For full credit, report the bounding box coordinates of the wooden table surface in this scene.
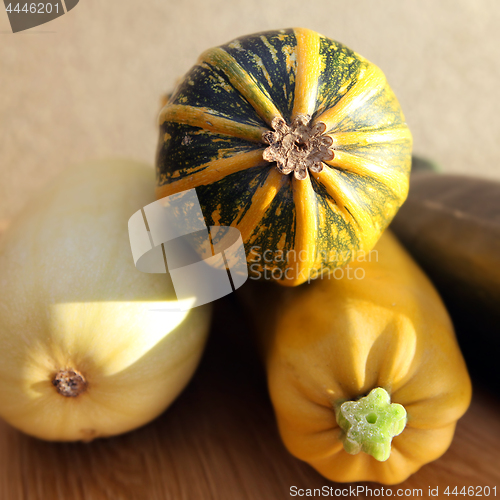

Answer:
[0,228,499,500]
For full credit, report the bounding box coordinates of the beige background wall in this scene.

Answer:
[1,0,499,222]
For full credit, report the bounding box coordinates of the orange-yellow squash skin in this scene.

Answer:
[248,231,471,484]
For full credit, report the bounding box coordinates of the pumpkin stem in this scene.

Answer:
[262,115,334,180]
[335,387,407,462]
[52,369,87,397]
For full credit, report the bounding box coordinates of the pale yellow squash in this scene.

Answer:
[0,160,211,441]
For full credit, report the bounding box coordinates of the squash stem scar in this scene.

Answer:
[262,114,334,180]
[52,369,87,397]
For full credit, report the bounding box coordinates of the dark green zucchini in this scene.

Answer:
[391,173,500,390]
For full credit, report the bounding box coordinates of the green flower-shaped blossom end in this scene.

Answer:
[336,387,407,462]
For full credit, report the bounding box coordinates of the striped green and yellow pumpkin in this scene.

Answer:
[156,28,412,286]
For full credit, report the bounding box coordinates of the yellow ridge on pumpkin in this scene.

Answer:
[313,167,377,251]
[159,105,268,143]
[325,150,409,201]
[155,149,267,199]
[232,168,285,244]
[328,127,412,148]
[282,175,318,286]
[313,63,387,132]
[199,47,282,127]
[291,28,321,119]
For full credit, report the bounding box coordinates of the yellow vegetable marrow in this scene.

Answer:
[241,231,471,484]
[0,160,211,441]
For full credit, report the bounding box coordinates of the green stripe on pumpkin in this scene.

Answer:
[169,61,267,127]
[220,29,298,123]
[313,36,363,120]
[157,121,263,185]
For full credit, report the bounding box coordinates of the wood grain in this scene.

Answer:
[0,232,499,499]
